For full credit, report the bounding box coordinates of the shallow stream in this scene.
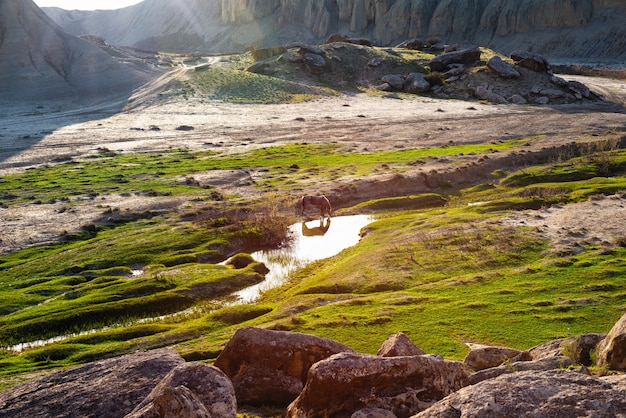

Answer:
[7,215,373,351]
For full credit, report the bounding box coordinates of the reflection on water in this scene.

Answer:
[235,214,374,303]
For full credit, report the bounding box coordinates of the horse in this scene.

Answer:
[301,218,331,237]
[301,195,332,218]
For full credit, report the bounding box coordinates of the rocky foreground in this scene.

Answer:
[2,312,626,417]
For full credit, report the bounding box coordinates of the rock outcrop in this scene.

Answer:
[286,352,469,417]
[413,370,626,418]
[42,0,626,62]
[214,326,355,405]
[0,349,185,418]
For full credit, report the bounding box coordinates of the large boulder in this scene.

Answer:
[429,47,481,72]
[487,56,521,79]
[214,327,355,405]
[463,345,524,371]
[413,370,626,418]
[377,332,425,357]
[403,73,431,94]
[125,362,237,418]
[0,348,184,418]
[510,51,551,73]
[286,352,469,418]
[597,312,626,371]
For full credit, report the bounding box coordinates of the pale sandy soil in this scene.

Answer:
[0,74,625,255]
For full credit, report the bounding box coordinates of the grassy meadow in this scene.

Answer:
[1,134,626,388]
[1,46,626,391]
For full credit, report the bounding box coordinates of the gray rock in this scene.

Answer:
[352,407,398,418]
[487,56,521,79]
[304,53,326,74]
[381,74,405,91]
[413,370,626,418]
[472,85,508,104]
[0,348,184,418]
[568,80,591,98]
[510,51,551,73]
[429,47,481,72]
[404,72,431,94]
[214,327,355,405]
[509,94,527,104]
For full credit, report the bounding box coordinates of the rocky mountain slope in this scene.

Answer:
[43,0,626,62]
[0,0,161,104]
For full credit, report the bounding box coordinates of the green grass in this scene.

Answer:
[1,132,626,389]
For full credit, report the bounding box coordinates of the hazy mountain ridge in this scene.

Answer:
[0,0,160,104]
[43,0,626,62]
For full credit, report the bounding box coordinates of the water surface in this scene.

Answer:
[235,214,374,303]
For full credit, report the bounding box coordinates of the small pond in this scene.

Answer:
[235,214,374,303]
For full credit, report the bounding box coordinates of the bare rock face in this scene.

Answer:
[377,332,425,357]
[214,327,355,405]
[413,370,626,418]
[125,362,237,418]
[286,352,469,418]
[463,345,524,371]
[0,349,184,418]
[597,312,626,371]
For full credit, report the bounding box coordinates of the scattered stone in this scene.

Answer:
[377,332,425,357]
[287,42,325,57]
[403,73,431,94]
[509,94,527,104]
[125,362,236,418]
[415,370,626,418]
[510,51,550,73]
[597,312,626,370]
[463,345,524,371]
[381,74,405,91]
[175,125,194,131]
[286,352,469,418]
[550,75,569,87]
[396,38,425,50]
[487,56,521,79]
[534,96,550,104]
[214,327,355,405]
[471,85,508,104]
[368,57,382,67]
[0,349,184,418]
[304,53,326,74]
[429,47,481,72]
[568,80,591,99]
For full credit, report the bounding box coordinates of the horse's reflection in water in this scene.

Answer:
[301,218,331,237]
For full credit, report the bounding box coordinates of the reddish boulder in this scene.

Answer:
[214,327,355,405]
[286,352,469,418]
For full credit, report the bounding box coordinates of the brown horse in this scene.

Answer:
[301,195,332,218]
[301,218,331,236]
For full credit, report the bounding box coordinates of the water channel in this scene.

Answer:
[8,215,374,351]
